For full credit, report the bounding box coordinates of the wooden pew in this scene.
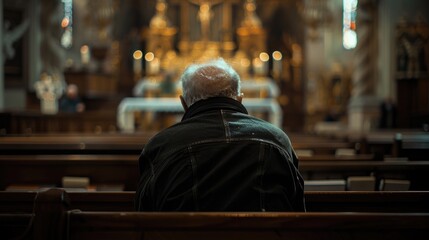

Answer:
[298,154,374,161]
[0,110,118,134]
[300,160,429,190]
[358,131,429,160]
[67,211,429,240]
[1,131,425,160]
[292,141,355,155]
[305,191,429,212]
[2,189,429,240]
[0,191,136,213]
[0,154,139,191]
[0,213,33,240]
[2,190,429,214]
[4,210,428,240]
[2,154,429,191]
[0,133,353,155]
[393,133,429,160]
[0,133,154,155]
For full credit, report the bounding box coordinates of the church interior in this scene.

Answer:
[1,0,428,134]
[1,0,429,239]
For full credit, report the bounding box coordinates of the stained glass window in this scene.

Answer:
[61,0,73,48]
[343,0,357,49]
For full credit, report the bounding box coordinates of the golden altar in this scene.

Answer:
[118,0,286,131]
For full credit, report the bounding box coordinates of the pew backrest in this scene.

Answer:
[2,190,429,213]
[67,211,429,240]
[2,189,429,240]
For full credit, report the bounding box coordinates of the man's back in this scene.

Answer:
[135,97,305,211]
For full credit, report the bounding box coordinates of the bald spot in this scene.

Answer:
[191,66,233,95]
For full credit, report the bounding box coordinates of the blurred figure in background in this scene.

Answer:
[59,84,85,113]
[379,97,396,129]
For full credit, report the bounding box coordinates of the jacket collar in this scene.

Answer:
[182,97,248,121]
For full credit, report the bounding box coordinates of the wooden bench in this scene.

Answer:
[0,133,353,155]
[3,211,428,240]
[300,160,429,190]
[0,191,136,213]
[358,131,429,160]
[298,154,375,161]
[2,154,429,191]
[0,133,154,155]
[0,154,139,191]
[1,131,426,159]
[305,191,429,212]
[0,110,118,134]
[2,189,429,240]
[0,213,33,240]
[2,190,429,214]
[66,211,429,240]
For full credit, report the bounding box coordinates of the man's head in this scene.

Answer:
[66,84,79,99]
[180,58,241,109]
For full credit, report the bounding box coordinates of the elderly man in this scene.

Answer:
[135,58,305,211]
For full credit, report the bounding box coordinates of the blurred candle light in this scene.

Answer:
[291,44,302,65]
[152,57,160,75]
[240,58,250,76]
[80,45,90,66]
[259,52,269,76]
[253,57,263,76]
[61,17,70,28]
[145,52,155,75]
[133,50,143,76]
[272,51,282,79]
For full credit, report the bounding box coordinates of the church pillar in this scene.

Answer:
[348,0,380,132]
[0,0,4,110]
[378,0,395,100]
[28,0,41,90]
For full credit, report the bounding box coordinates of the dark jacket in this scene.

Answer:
[135,97,305,211]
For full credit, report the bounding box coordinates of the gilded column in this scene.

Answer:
[222,2,234,56]
[179,1,190,54]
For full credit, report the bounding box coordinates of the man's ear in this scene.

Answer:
[236,93,243,103]
[180,95,189,112]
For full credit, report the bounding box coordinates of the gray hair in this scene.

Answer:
[181,58,241,106]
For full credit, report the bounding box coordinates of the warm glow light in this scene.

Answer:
[259,52,269,62]
[145,52,155,61]
[240,58,250,67]
[253,57,262,67]
[343,29,357,49]
[80,45,90,65]
[61,17,69,28]
[133,50,143,60]
[272,51,282,61]
[80,45,89,54]
[201,3,210,12]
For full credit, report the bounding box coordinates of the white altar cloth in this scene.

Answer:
[117,97,282,131]
[133,77,280,98]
